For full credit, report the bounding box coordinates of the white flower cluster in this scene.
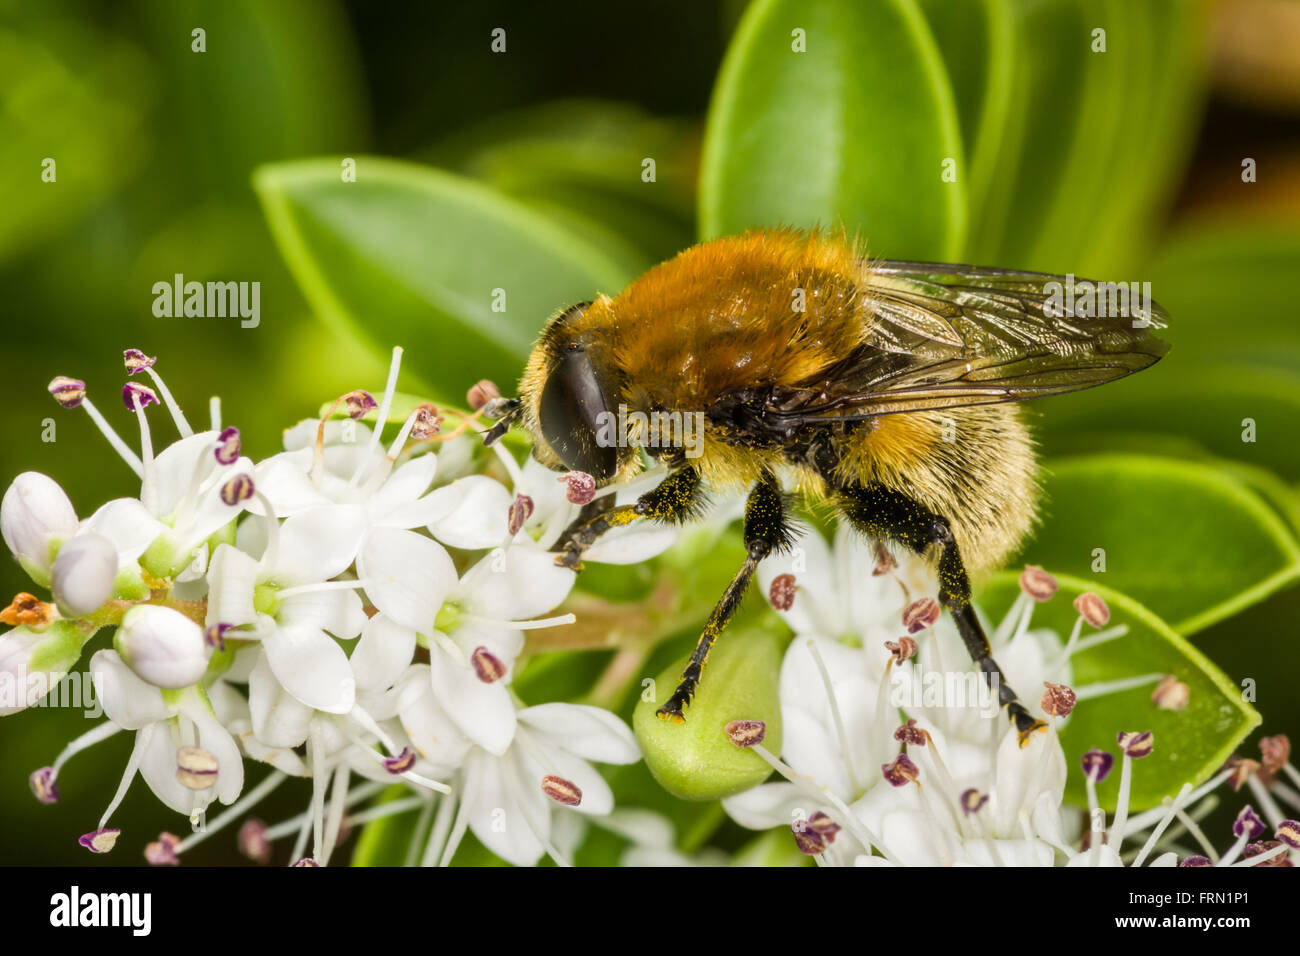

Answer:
[1,347,677,866]
[725,528,1300,867]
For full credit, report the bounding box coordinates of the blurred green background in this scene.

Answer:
[3,0,1299,864]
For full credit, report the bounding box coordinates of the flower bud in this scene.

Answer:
[633,627,784,801]
[1,472,78,586]
[0,621,86,715]
[115,605,209,689]
[51,532,117,617]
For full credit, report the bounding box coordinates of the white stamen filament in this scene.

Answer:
[1070,624,1129,656]
[1131,783,1192,867]
[992,592,1030,646]
[1073,672,1162,701]
[143,367,193,437]
[264,781,386,841]
[132,393,159,514]
[1110,754,1135,847]
[80,397,144,477]
[805,639,863,794]
[172,440,219,532]
[346,795,428,830]
[209,396,221,431]
[491,441,525,486]
[274,579,371,600]
[348,346,403,487]
[1121,766,1233,838]
[405,796,438,867]
[173,771,288,855]
[320,766,350,866]
[466,612,576,631]
[749,741,898,864]
[309,722,329,858]
[1217,830,1251,867]
[98,723,153,829]
[337,717,452,794]
[422,792,457,867]
[254,490,281,570]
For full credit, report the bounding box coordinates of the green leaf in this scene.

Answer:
[1035,363,1300,485]
[916,0,1015,247]
[699,0,967,259]
[977,573,1260,812]
[254,157,640,403]
[1147,222,1300,372]
[422,99,698,262]
[634,626,786,801]
[1015,454,1300,634]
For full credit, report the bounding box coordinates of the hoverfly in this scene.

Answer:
[484,229,1168,744]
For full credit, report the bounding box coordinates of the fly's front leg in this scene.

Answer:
[657,471,793,722]
[554,467,703,570]
[836,482,1047,746]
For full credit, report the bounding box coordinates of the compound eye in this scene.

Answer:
[538,347,618,482]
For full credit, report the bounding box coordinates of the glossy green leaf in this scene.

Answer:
[254,157,639,403]
[1035,363,1300,485]
[423,99,697,262]
[1015,454,1300,634]
[917,0,1016,246]
[1147,221,1300,372]
[977,573,1260,811]
[700,0,967,259]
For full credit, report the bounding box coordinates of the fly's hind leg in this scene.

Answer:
[657,471,793,722]
[836,482,1047,746]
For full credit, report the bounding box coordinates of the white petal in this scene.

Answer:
[149,432,221,515]
[367,453,437,521]
[721,782,804,831]
[51,532,118,616]
[351,614,416,694]
[89,649,170,729]
[427,476,512,549]
[394,667,471,774]
[248,652,313,748]
[82,498,167,565]
[139,721,200,815]
[279,587,365,638]
[429,648,516,755]
[357,527,455,632]
[180,692,245,805]
[253,449,332,515]
[520,740,614,816]
[270,505,366,585]
[584,524,678,564]
[205,543,260,627]
[517,703,639,764]
[263,623,356,714]
[463,546,575,621]
[464,750,546,867]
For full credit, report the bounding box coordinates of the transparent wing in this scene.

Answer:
[765,261,1170,424]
